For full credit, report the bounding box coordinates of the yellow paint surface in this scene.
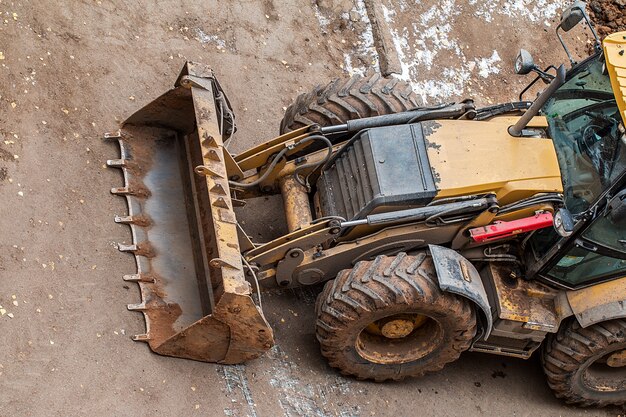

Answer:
[425,119,563,205]
[603,31,626,125]
[567,276,626,312]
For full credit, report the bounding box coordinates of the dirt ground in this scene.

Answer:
[589,0,626,38]
[0,0,623,416]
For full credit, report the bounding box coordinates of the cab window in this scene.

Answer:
[546,209,626,286]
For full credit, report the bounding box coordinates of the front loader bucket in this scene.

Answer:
[106,62,273,364]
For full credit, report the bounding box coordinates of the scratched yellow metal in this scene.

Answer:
[425,119,563,205]
[603,31,626,124]
[233,127,311,171]
[567,276,626,315]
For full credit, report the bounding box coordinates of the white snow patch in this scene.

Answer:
[341,0,378,76]
[195,28,226,48]
[313,5,331,29]
[469,0,568,24]
[383,1,485,102]
[475,50,501,78]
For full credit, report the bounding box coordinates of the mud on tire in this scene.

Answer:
[280,73,419,133]
[542,318,626,407]
[315,252,476,381]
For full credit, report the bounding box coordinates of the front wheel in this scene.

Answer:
[280,73,419,134]
[542,318,626,407]
[315,252,476,381]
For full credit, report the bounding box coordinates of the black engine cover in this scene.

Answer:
[316,123,437,221]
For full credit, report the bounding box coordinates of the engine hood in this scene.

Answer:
[423,118,563,205]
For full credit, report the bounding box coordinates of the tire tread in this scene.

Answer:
[316,252,476,381]
[542,318,626,407]
[280,73,420,133]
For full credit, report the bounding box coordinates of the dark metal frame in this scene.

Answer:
[528,172,626,290]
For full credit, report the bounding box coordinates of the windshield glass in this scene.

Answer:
[543,56,626,214]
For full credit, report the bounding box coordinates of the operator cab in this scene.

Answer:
[527,53,626,289]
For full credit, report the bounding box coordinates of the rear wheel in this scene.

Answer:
[315,252,476,381]
[280,73,419,133]
[542,318,626,407]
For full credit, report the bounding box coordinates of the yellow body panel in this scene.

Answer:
[566,276,626,327]
[424,119,563,205]
[603,31,626,124]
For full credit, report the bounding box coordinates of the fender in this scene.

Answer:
[429,244,493,339]
[567,276,626,328]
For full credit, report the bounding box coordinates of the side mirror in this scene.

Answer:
[607,190,626,223]
[514,49,535,75]
[560,1,586,32]
[556,1,600,66]
[554,208,575,237]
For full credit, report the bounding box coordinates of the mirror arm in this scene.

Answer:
[518,66,558,101]
[534,67,556,82]
[581,11,601,51]
[557,4,601,67]
[519,74,543,102]
[557,25,577,66]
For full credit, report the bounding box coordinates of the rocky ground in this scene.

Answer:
[0,0,623,416]
[589,0,626,38]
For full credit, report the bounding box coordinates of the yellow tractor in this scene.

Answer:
[106,2,625,407]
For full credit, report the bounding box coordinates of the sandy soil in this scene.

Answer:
[0,0,622,416]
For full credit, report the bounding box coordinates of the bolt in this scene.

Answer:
[620,50,625,56]
[329,227,341,234]
[289,251,300,258]
[279,280,290,286]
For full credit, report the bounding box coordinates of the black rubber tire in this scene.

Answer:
[315,252,476,381]
[542,318,626,407]
[280,73,420,134]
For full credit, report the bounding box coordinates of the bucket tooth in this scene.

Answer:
[123,273,141,282]
[118,244,138,253]
[127,302,147,312]
[114,215,134,224]
[111,186,131,195]
[106,159,127,168]
[133,333,150,342]
[103,131,121,140]
[123,273,155,283]
[204,149,221,161]
[114,215,148,226]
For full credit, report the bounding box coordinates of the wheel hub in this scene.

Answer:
[381,319,415,339]
[357,313,441,365]
[607,349,626,368]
